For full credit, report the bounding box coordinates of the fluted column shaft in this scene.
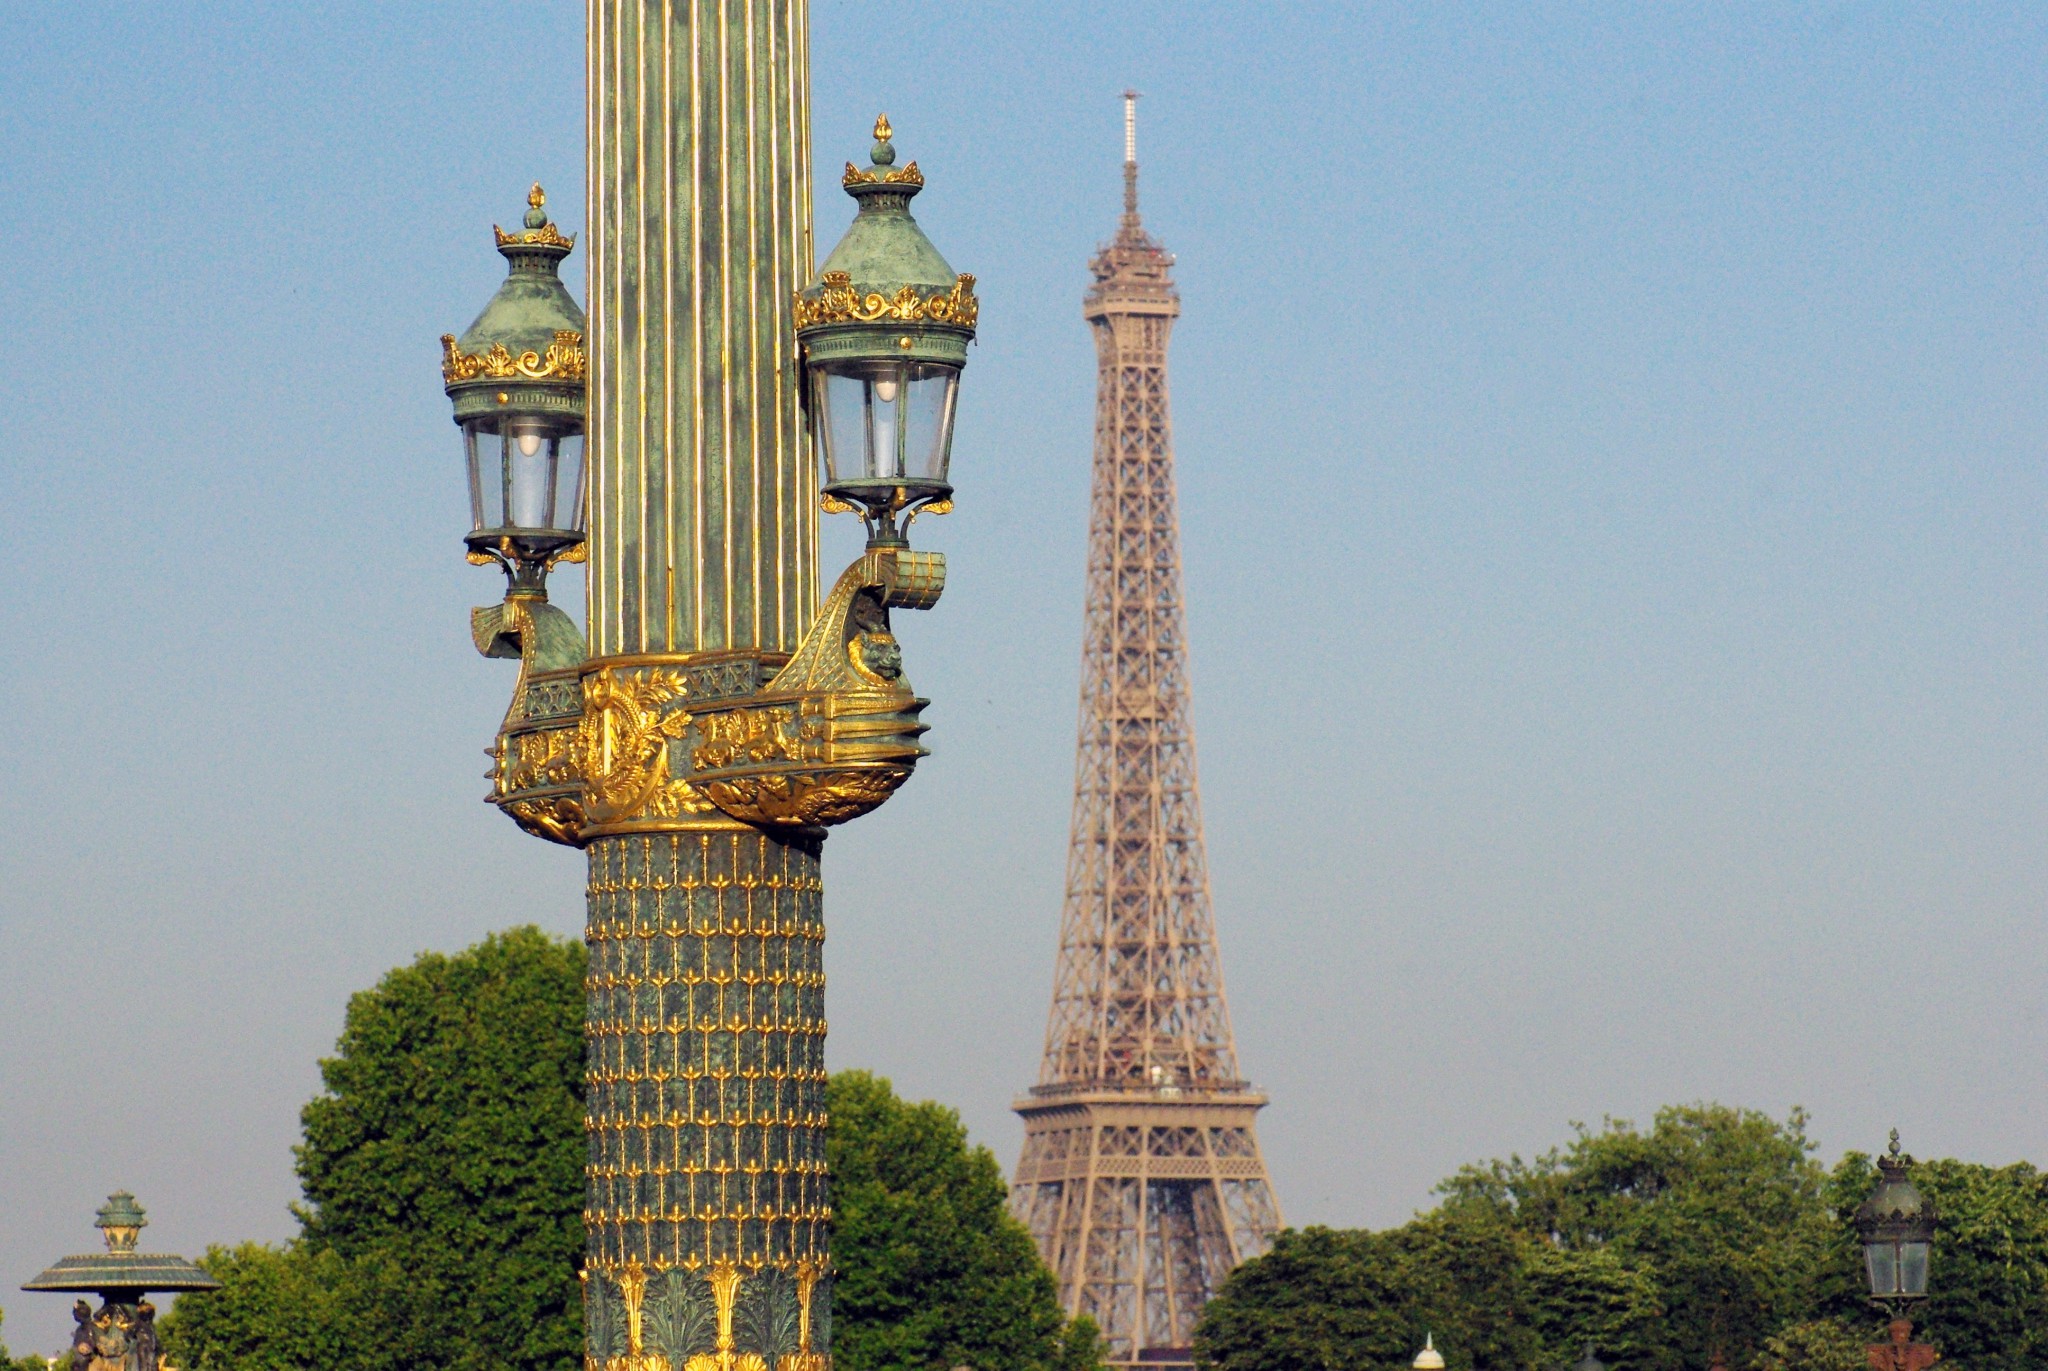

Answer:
[586,0,815,658]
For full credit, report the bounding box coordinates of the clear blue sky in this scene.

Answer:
[3,3,2045,1352]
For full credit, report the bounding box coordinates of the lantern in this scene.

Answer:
[796,116,977,546]
[440,184,587,596]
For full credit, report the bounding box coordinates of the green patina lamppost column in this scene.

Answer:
[438,9,976,1371]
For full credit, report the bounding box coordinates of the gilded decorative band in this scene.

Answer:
[792,272,978,331]
[442,329,588,385]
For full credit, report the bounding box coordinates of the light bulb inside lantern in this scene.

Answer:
[874,375,899,404]
[516,428,544,457]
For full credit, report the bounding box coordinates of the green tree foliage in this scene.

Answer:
[1515,1244,1663,1369]
[164,930,1100,1371]
[1190,1226,1428,1371]
[1754,1318,1867,1371]
[157,1243,359,1371]
[826,1070,1103,1371]
[164,926,587,1371]
[1199,1105,2048,1371]
[1438,1104,1845,1367]
[293,924,588,1371]
[1190,1217,1663,1371]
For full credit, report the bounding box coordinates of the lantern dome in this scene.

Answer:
[440,183,588,429]
[796,115,977,372]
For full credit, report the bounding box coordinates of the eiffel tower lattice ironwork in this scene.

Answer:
[1010,93,1282,1369]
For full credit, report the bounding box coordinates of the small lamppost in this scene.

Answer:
[440,183,588,601]
[1575,1342,1606,1371]
[795,115,977,550]
[1411,1333,1444,1370]
[1855,1130,1939,1371]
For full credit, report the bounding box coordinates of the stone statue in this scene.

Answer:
[69,1302,95,1368]
[62,1297,162,1371]
[134,1300,159,1371]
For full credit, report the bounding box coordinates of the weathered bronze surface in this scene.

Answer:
[445,6,978,1369]
[23,1193,219,1371]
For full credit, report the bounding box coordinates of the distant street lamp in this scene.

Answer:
[1854,1130,1940,1371]
[1575,1342,1607,1371]
[1411,1333,1444,1370]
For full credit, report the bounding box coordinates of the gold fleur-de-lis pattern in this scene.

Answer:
[585,832,828,1281]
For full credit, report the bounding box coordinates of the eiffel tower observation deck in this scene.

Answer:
[1010,93,1283,1370]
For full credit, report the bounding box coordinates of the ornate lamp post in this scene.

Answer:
[21,1192,218,1371]
[440,183,589,693]
[1855,1131,1939,1371]
[437,7,975,1368]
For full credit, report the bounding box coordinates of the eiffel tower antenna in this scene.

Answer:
[1123,89,1141,222]
[1010,92,1283,1370]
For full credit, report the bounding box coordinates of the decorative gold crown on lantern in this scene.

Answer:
[842,114,925,188]
[843,161,925,189]
[494,183,577,251]
[440,330,587,385]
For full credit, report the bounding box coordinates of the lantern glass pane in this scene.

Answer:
[816,370,872,485]
[903,365,959,483]
[1900,1241,1930,1296]
[464,422,494,531]
[814,361,959,488]
[463,417,584,533]
[1866,1240,1899,1297]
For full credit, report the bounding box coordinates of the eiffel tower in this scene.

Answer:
[1010,93,1283,1369]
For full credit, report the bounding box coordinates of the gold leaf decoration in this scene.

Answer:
[441,329,587,384]
[493,222,577,251]
[841,160,924,189]
[792,273,977,331]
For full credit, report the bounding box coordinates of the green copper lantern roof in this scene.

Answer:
[796,116,977,370]
[440,183,588,426]
[21,1192,220,1296]
[1855,1130,1938,1236]
[818,115,958,290]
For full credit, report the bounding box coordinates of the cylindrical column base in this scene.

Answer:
[582,827,831,1370]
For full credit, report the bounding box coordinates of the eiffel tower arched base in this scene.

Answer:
[1010,1089,1281,1365]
